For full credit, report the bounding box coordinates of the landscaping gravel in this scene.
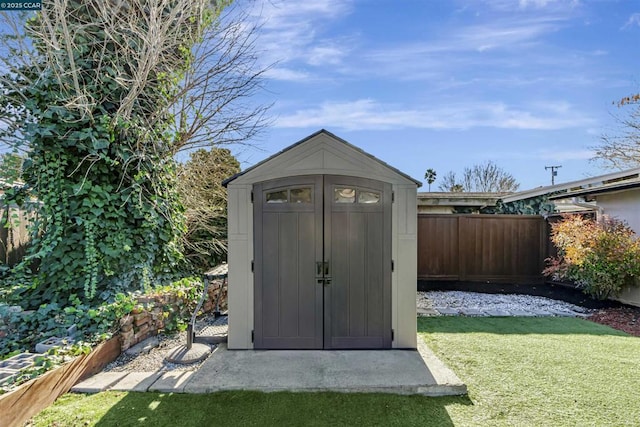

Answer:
[418,291,592,316]
[102,292,637,375]
[104,313,225,373]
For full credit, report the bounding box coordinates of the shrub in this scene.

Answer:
[545,215,640,300]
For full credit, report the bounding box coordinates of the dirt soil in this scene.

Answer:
[588,306,640,337]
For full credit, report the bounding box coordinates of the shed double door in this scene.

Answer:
[254,175,392,349]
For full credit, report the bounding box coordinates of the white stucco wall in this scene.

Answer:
[595,189,640,307]
[596,189,640,234]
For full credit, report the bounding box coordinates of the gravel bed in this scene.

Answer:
[103,292,629,375]
[104,313,224,373]
[418,291,592,314]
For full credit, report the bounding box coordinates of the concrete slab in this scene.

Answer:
[183,342,466,396]
[509,310,537,317]
[124,336,159,356]
[435,307,460,316]
[71,372,128,393]
[195,325,228,344]
[459,308,487,316]
[110,372,163,392]
[485,310,511,317]
[148,371,194,393]
[549,309,577,317]
[529,310,553,317]
[417,308,439,317]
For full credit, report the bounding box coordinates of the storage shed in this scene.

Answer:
[224,130,421,349]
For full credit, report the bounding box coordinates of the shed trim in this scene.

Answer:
[223,129,422,187]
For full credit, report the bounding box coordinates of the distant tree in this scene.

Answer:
[424,168,437,191]
[593,95,640,169]
[438,161,519,192]
[177,148,240,272]
[0,153,23,183]
[438,171,463,192]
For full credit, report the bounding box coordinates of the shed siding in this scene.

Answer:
[226,131,419,349]
[393,185,418,348]
[227,184,253,349]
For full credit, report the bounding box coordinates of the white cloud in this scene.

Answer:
[264,67,311,82]
[249,0,355,80]
[623,13,640,29]
[534,149,594,161]
[274,99,595,131]
[481,0,580,12]
[307,44,348,66]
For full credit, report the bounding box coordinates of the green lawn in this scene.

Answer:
[31,317,640,426]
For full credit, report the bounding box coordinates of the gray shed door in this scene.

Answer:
[253,175,391,349]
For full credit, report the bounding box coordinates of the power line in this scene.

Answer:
[545,165,562,185]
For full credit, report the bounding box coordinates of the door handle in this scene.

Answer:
[316,261,330,278]
[317,277,332,286]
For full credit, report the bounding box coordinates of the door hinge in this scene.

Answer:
[391,329,394,341]
[251,330,254,343]
[251,260,254,272]
[391,260,395,272]
[392,191,395,203]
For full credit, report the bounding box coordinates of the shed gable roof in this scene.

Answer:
[224,129,421,187]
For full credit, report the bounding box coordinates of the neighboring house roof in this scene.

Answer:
[502,167,640,203]
[417,192,510,209]
[549,178,640,201]
[223,129,422,187]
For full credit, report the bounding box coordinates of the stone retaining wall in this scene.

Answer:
[118,279,227,351]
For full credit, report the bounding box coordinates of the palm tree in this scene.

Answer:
[424,168,437,191]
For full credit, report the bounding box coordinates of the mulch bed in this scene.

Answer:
[588,306,640,337]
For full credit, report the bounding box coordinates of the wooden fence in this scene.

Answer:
[418,214,548,284]
[0,200,35,267]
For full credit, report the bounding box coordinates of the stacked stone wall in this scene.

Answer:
[118,279,227,351]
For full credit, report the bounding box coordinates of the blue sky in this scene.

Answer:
[236,0,640,190]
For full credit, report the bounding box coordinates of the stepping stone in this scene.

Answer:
[435,307,460,316]
[509,310,536,317]
[72,372,128,393]
[417,308,439,317]
[485,310,511,317]
[148,371,194,393]
[548,309,576,317]
[530,310,553,317]
[459,308,487,317]
[125,336,160,356]
[110,372,163,392]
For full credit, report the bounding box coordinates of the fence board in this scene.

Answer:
[0,201,34,267]
[418,214,546,284]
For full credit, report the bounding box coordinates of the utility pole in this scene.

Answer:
[545,165,562,185]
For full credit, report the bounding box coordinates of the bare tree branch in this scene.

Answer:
[593,106,640,170]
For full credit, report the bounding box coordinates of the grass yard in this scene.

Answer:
[31,317,640,426]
